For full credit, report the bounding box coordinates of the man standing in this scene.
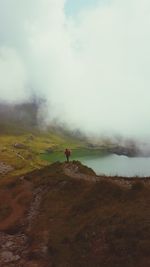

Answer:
[64,148,71,162]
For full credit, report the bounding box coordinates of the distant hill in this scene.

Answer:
[0,97,45,134]
[0,98,86,142]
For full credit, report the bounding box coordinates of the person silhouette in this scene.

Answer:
[64,148,71,162]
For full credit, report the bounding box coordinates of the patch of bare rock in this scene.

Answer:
[0,162,14,175]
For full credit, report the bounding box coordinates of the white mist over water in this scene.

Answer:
[0,0,150,140]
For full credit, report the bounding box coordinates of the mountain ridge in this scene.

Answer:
[0,161,150,267]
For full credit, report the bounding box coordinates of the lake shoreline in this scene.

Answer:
[42,149,150,177]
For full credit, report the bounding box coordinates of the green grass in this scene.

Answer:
[0,131,87,176]
[0,121,109,177]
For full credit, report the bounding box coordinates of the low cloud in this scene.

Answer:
[0,0,150,140]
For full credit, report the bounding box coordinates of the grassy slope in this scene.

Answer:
[0,99,88,177]
[0,162,150,267]
[0,131,86,176]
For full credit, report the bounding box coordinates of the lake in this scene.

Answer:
[81,154,150,177]
[42,149,150,177]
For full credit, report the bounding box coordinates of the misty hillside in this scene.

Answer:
[0,98,86,141]
[0,98,88,177]
[0,98,45,134]
[1,1,150,266]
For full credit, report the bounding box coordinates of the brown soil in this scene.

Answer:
[0,161,150,267]
[0,179,32,231]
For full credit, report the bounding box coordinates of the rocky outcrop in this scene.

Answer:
[0,232,26,266]
[13,143,27,149]
[0,162,14,175]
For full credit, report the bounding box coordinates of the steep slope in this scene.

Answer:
[0,161,150,267]
[0,131,85,177]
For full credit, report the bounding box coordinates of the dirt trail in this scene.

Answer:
[0,176,48,267]
[0,162,150,266]
[0,179,32,231]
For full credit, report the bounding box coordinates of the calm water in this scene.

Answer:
[79,154,150,177]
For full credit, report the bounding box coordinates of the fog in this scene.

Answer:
[0,0,150,140]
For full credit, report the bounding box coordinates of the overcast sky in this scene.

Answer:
[0,0,150,139]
